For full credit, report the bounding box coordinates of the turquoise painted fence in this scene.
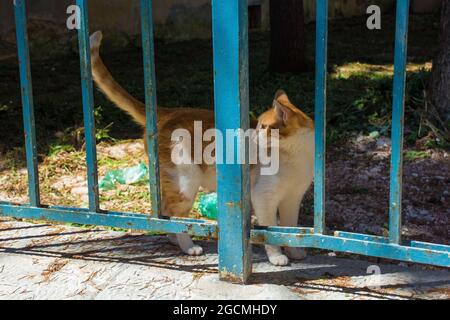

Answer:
[1,0,448,284]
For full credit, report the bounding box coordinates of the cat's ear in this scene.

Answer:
[274,89,292,105]
[273,100,293,124]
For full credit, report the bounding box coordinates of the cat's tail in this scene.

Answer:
[89,31,146,126]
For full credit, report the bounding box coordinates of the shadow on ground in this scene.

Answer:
[1,218,449,300]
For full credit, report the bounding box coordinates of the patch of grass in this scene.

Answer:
[0,12,445,161]
[64,222,95,229]
[97,157,130,169]
[64,222,132,233]
[48,144,76,157]
[404,150,430,162]
[146,231,167,236]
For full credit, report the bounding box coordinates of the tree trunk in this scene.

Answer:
[269,0,307,73]
[430,0,450,124]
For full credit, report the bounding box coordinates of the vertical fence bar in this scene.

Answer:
[140,0,161,216]
[212,0,251,283]
[314,0,328,234]
[76,0,100,212]
[389,0,410,244]
[14,0,40,207]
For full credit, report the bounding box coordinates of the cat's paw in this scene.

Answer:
[187,245,204,256]
[285,247,307,260]
[268,254,290,266]
[175,233,203,256]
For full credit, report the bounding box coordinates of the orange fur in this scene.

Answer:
[90,31,216,218]
[90,31,314,262]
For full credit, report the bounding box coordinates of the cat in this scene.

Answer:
[89,31,314,266]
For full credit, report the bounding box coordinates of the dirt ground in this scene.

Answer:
[1,135,448,248]
[318,135,449,245]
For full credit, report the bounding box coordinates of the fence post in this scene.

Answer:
[76,0,100,212]
[140,0,161,216]
[314,0,328,235]
[14,0,40,207]
[212,0,252,283]
[389,0,410,244]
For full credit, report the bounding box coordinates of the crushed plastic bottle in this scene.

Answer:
[99,162,148,190]
[197,192,218,220]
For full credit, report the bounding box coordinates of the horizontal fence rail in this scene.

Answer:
[1,0,448,284]
[1,202,448,268]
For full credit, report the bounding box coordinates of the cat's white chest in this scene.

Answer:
[281,131,314,173]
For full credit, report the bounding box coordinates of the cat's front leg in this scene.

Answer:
[252,194,289,266]
[168,233,203,256]
[279,196,307,261]
[265,244,289,266]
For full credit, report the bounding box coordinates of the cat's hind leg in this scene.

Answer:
[161,166,203,256]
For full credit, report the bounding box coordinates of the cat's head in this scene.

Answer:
[256,90,314,149]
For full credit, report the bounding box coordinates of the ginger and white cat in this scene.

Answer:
[89,31,314,266]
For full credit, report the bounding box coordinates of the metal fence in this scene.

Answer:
[1,0,448,284]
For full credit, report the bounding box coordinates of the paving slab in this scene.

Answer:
[0,218,449,300]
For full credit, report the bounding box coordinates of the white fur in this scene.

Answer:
[251,129,314,265]
[167,128,314,261]
[89,30,313,261]
[166,139,216,256]
[168,121,314,262]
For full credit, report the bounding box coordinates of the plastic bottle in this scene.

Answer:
[197,193,218,220]
[99,162,148,190]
